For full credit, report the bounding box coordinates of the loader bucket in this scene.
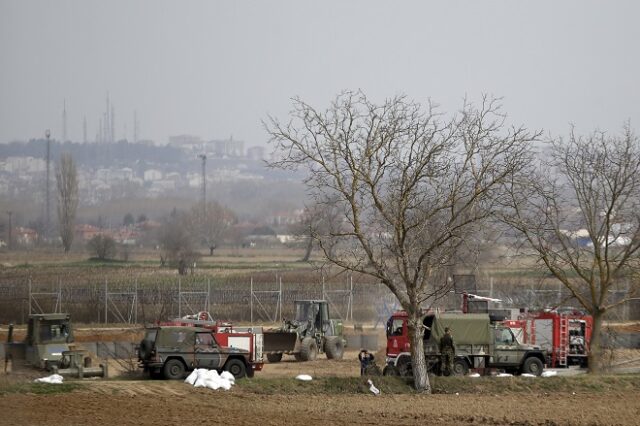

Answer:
[263,331,298,352]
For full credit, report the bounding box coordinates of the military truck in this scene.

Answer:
[5,313,107,378]
[383,312,547,376]
[138,326,258,379]
[263,300,346,362]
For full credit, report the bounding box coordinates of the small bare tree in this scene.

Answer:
[499,124,640,372]
[159,210,200,275]
[266,91,536,391]
[187,201,236,255]
[293,200,343,262]
[55,153,79,252]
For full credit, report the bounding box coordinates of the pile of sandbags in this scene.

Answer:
[184,369,235,391]
[34,374,64,384]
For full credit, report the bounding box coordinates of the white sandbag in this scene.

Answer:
[497,373,513,377]
[541,370,557,377]
[186,368,234,391]
[295,374,313,381]
[220,371,235,383]
[185,369,199,385]
[34,374,64,384]
[218,379,232,391]
[521,373,536,378]
[468,373,481,378]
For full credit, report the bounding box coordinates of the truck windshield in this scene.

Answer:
[386,319,404,337]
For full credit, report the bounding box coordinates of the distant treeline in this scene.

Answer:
[0,139,186,169]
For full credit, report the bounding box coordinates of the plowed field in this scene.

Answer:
[3,381,639,426]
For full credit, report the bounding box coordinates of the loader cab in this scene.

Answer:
[294,300,330,333]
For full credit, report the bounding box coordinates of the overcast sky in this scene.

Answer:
[1,1,638,146]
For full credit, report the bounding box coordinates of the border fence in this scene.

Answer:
[0,272,637,325]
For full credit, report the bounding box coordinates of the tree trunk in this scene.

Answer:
[408,312,431,392]
[588,309,604,373]
[301,237,313,262]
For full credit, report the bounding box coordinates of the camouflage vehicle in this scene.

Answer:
[138,326,254,379]
[263,300,346,362]
[384,312,547,376]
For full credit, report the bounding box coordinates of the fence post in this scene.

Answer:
[104,278,108,324]
[250,277,253,325]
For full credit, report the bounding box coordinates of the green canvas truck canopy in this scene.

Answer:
[426,313,492,345]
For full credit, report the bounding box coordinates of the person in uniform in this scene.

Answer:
[358,348,375,376]
[439,327,455,376]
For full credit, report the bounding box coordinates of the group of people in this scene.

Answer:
[358,327,456,376]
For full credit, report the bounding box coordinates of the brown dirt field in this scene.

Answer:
[2,380,640,426]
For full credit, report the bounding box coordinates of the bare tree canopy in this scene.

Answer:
[56,153,79,253]
[499,123,640,372]
[266,91,538,391]
[186,201,236,256]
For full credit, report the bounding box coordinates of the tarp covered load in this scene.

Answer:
[426,313,492,346]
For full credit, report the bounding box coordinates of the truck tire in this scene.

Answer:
[452,359,470,376]
[224,358,247,379]
[163,359,186,380]
[382,365,399,376]
[521,357,543,376]
[299,337,318,361]
[324,337,344,360]
[267,352,283,363]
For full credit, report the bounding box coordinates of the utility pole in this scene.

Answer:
[133,110,138,143]
[45,129,51,240]
[198,154,207,217]
[6,211,12,250]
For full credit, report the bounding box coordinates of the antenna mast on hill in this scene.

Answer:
[62,99,67,142]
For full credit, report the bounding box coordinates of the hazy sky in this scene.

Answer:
[1,1,638,146]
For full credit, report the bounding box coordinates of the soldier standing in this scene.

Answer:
[439,327,455,376]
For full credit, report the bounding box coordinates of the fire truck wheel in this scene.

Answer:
[163,359,186,380]
[299,337,318,361]
[224,359,247,379]
[522,357,543,376]
[324,337,344,360]
[452,359,470,376]
[382,365,399,376]
[267,352,283,363]
[397,359,412,377]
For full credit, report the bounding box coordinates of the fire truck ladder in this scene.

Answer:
[558,316,569,367]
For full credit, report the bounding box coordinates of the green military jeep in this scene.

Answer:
[138,326,252,379]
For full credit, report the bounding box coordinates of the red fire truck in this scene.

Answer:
[460,293,593,369]
[505,310,592,368]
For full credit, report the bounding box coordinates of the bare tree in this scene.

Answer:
[159,210,200,275]
[499,124,640,372]
[87,234,116,260]
[55,153,79,252]
[187,201,236,255]
[266,91,536,391]
[292,200,343,262]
